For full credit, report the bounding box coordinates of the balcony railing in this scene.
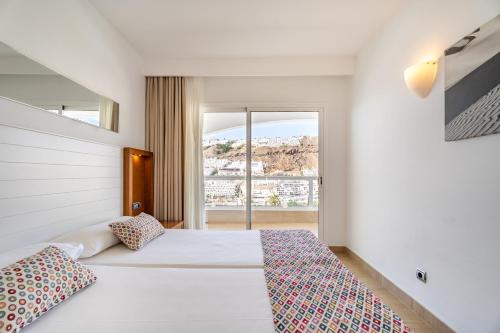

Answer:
[204,175,319,210]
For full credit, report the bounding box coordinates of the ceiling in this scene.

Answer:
[90,0,408,59]
[0,41,56,75]
[0,42,19,56]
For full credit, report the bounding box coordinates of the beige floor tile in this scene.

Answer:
[335,252,437,333]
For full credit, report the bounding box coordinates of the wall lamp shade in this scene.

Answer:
[404,61,438,98]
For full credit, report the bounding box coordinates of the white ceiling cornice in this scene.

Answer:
[143,56,355,77]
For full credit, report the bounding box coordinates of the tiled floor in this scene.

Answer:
[335,252,436,333]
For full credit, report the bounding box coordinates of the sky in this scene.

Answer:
[63,111,100,126]
[204,119,318,140]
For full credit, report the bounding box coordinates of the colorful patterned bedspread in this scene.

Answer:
[260,230,412,333]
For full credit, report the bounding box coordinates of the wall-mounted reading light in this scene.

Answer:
[404,60,438,98]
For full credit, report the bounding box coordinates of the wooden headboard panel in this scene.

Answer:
[0,124,121,253]
[123,147,154,216]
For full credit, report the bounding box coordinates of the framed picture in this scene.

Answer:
[445,15,500,141]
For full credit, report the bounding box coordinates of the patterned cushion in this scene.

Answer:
[0,246,97,333]
[109,213,165,250]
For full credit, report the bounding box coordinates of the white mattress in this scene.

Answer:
[81,229,264,268]
[24,265,274,333]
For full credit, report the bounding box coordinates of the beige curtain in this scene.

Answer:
[184,77,205,229]
[145,77,185,221]
[99,97,119,131]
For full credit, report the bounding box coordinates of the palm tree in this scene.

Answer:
[268,194,281,207]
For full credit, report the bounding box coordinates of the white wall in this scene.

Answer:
[0,56,55,75]
[203,76,350,246]
[0,0,143,252]
[348,1,500,332]
[0,75,100,109]
[0,0,144,148]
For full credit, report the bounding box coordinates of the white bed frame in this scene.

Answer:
[0,123,122,252]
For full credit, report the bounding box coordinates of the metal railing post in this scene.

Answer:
[204,175,318,209]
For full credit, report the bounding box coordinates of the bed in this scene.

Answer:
[2,229,412,333]
[80,229,412,333]
[22,265,274,333]
[80,229,264,268]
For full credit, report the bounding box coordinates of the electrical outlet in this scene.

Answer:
[132,202,141,210]
[416,268,427,283]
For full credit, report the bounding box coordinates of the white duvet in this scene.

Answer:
[23,265,274,333]
[81,229,264,268]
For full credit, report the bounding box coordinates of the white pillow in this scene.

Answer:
[52,216,133,258]
[0,242,84,268]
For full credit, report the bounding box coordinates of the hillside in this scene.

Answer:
[204,136,318,176]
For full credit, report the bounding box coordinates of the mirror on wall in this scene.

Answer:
[0,41,119,132]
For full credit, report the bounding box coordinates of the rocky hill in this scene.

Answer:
[204,136,318,176]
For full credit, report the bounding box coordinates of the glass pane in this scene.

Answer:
[203,112,247,230]
[62,110,100,126]
[250,112,319,235]
[0,41,119,132]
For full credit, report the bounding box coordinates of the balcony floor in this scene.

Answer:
[206,209,318,235]
[207,222,318,236]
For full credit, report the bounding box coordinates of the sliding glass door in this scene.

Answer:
[203,108,321,236]
[250,111,319,234]
[203,111,247,230]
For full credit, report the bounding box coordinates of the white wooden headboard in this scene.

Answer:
[0,124,122,252]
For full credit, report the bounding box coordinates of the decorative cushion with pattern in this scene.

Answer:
[0,246,97,333]
[108,213,165,250]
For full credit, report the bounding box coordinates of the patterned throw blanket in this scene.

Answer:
[260,230,412,333]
